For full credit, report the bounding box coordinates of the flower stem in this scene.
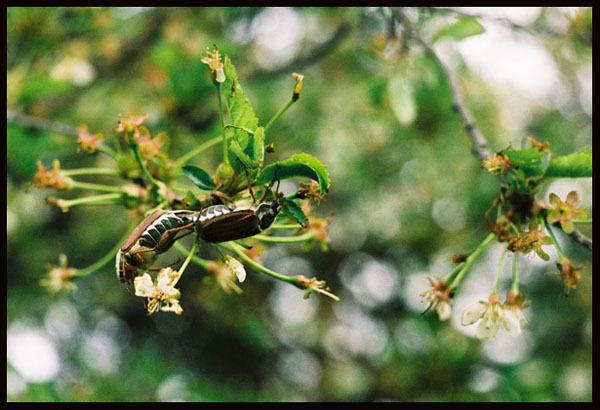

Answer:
[442,262,466,285]
[492,245,508,294]
[95,144,118,159]
[62,168,120,177]
[225,242,296,285]
[252,232,315,243]
[264,98,294,135]
[450,233,496,290]
[64,193,123,208]
[511,250,520,293]
[269,223,303,230]
[130,143,159,187]
[174,240,200,286]
[541,216,565,259]
[113,135,123,155]
[74,229,133,277]
[144,199,169,217]
[70,180,122,193]
[172,134,230,168]
[174,242,211,271]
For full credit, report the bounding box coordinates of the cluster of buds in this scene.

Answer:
[508,220,553,260]
[200,45,225,84]
[481,153,514,176]
[206,256,247,295]
[39,254,77,294]
[33,160,74,191]
[419,277,453,321]
[77,124,104,153]
[556,256,583,295]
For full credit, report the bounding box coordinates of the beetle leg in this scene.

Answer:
[153,222,196,251]
[147,258,181,272]
[120,261,138,295]
[258,166,281,203]
[243,165,258,204]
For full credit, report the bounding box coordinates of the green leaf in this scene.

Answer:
[282,197,308,228]
[182,165,217,190]
[223,55,258,132]
[504,148,544,179]
[222,56,262,176]
[545,148,592,178]
[432,16,486,43]
[257,153,330,195]
[228,139,258,170]
[247,126,265,166]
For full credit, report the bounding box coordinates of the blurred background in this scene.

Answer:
[7,7,592,401]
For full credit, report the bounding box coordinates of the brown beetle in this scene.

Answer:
[116,209,198,287]
[195,196,282,243]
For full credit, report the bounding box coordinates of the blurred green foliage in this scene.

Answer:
[7,7,592,402]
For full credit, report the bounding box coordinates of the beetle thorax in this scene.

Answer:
[256,200,282,231]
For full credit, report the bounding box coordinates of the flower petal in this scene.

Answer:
[436,301,452,321]
[501,309,522,336]
[476,316,499,340]
[566,191,578,205]
[134,273,156,297]
[549,193,560,207]
[461,302,486,326]
[561,220,575,234]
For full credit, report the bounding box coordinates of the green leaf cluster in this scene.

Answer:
[503,147,591,194]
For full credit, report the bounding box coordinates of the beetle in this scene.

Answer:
[195,171,283,243]
[117,173,283,289]
[195,195,282,243]
[116,209,199,287]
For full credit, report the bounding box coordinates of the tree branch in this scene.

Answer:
[7,111,117,160]
[555,222,592,251]
[394,8,591,252]
[7,110,79,138]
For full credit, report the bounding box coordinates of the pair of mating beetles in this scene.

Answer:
[116,179,283,287]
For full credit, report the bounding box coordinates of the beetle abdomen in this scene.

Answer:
[138,211,197,252]
[198,204,234,223]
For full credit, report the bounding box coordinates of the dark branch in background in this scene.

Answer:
[7,110,79,138]
[7,111,117,161]
[247,23,351,81]
[556,222,592,252]
[393,8,592,252]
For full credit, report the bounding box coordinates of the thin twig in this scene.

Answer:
[7,111,79,138]
[555,222,592,251]
[7,110,119,159]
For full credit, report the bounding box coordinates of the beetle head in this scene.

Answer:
[256,194,283,231]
